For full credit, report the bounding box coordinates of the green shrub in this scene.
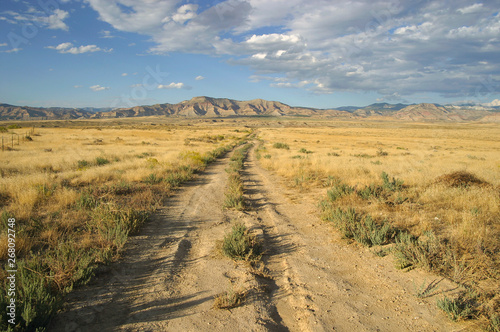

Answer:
[95,157,110,166]
[273,142,289,149]
[322,208,392,247]
[437,294,475,321]
[357,183,384,200]
[298,148,313,154]
[381,172,404,191]
[222,222,261,261]
[77,160,89,169]
[326,182,354,202]
[392,231,443,271]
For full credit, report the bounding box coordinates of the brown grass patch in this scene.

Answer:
[434,171,490,188]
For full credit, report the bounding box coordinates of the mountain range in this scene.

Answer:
[1,96,499,122]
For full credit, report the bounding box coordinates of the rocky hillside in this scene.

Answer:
[0,104,92,120]
[0,97,498,122]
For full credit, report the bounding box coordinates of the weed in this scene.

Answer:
[291,155,304,159]
[328,152,340,157]
[77,160,89,169]
[489,315,500,332]
[222,222,261,261]
[273,142,289,150]
[377,148,389,157]
[143,173,162,185]
[326,182,354,202]
[357,183,384,200]
[437,293,475,321]
[95,157,110,166]
[322,208,392,247]
[263,154,271,159]
[381,172,404,191]
[299,148,313,154]
[213,289,246,309]
[413,279,440,298]
[392,231,443,271]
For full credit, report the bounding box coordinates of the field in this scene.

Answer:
[0,119,249,330]
[1,118,499,331]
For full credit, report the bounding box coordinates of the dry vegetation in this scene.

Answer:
[0,121,249,330]
[256,121,500,329]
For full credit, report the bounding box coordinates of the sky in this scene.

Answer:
[0,0,499,109]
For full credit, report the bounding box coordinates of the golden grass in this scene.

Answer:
[0,121,248,330]
[256,121,500,325]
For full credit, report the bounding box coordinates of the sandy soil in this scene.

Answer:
[48,144,473,331]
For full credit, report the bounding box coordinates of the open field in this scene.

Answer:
[1,118,499,331]
[256,121,500,328]
[0,120,249,330]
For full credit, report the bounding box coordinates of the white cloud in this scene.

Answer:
[85,0,500,98]
[157,82,188,89]
[0,48,22,53]
[100,30,115,38]
[483,99,500,106]
[172,4,198,24]
[457,3,484,14]
[0,43,7,47]
[121,73,128,76]
[47,42,112,54]
[195,75,205,80]
[90,85,110,91]
[74,85,83,88]
[2,8,70,31]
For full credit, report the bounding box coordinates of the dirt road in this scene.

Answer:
[49,144,470,331]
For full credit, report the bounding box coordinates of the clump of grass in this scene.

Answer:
[273,142,289,150]
[437,292,476,322]
[213,288,246,309]
[222,222,261,261]
[413,279,440,299]
[392,231,443,271]
[95,157,110,166]
[489,315,500,332]
[322,208,392,247]
[326,182,354,202]
[223,144,252,210]
[298,148,313,154]
[77,160,88,169]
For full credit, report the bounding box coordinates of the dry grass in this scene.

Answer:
[0,121,248,330]
[256,120,500,327]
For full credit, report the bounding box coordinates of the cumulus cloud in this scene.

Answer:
[86,0,500,98]
[157,82,190,89]
[47,42,112,54]
[195,75,205,80]
[90,85,110,91]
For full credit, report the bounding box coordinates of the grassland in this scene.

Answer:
[1,117,499,330]
[0,121,248,330]
[256,121,500,328]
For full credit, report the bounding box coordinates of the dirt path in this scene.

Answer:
[49,145,471,331]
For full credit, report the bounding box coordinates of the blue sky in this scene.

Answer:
[1,0,499,109]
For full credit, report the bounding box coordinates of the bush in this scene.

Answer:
[381,172,404,191]
[222,222,261,261]
[326,182,354,202]
[213,289,246,309]
[273,142,289,150]
[95,157,110,166]
[323,208,392,247]
[392,231,443,271]
[437,293,475,321]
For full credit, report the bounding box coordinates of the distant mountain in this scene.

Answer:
[0,97,498,122]
[0,104,92,120]
[394,103,492,121]
[91,96,351,118]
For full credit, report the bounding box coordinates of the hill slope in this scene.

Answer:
[0,97,498,122]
